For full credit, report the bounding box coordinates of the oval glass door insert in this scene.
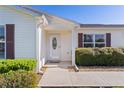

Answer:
[52,37,57,50]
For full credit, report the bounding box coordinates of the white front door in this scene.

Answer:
[49,34,61,61]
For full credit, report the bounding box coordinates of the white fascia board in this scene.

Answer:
[6,5,42,17]
[45,13,79,26]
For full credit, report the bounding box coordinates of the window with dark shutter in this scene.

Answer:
[106,33,111,47]
[78,33,83,47]
[6,24,15,59]
[0,26,5,59]
[82,34,106,48]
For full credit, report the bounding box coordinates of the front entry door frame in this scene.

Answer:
[48,33,61,61]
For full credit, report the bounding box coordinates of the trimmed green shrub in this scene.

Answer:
[76,48,94,66]
[0,70,38,88]
[76,47,124,66]
[0,59,36,73]
[0,74,6,88]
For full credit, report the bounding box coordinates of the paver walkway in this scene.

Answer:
[38,62,124,88]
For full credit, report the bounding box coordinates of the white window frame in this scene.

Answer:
[0,25,6,59]
[83,34,106,48]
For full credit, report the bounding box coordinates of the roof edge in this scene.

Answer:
[80,24,124,28]
[17,5,80,25]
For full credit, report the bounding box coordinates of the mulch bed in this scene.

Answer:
[78,66,124,72]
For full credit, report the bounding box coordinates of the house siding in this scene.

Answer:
[77,28,124,48]
[0,6,36,59]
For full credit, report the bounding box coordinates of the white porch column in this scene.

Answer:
[36,23,43,73]
[36,25,46,73]
[72,30,77,66]
[36,24,42,73]
[35,16,48,73]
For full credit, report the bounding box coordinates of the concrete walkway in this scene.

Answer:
[38,62,124,88]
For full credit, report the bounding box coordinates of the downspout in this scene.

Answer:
[72,26,79,72]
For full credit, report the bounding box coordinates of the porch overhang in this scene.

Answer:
[44,21,79,31]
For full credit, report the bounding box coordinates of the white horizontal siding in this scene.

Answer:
[0,6,36,58]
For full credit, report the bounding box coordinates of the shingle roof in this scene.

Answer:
[80,24,124,28]
[16,6,79,25]
[17,5,43,15]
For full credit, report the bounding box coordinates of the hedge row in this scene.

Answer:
[0,59,36,73]
[0,70,38,88]
[76,47,124,66]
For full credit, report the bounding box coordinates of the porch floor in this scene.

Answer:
[43,61,72,68]
[38,62,124,88]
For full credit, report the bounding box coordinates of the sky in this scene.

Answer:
[32,5,124,24]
